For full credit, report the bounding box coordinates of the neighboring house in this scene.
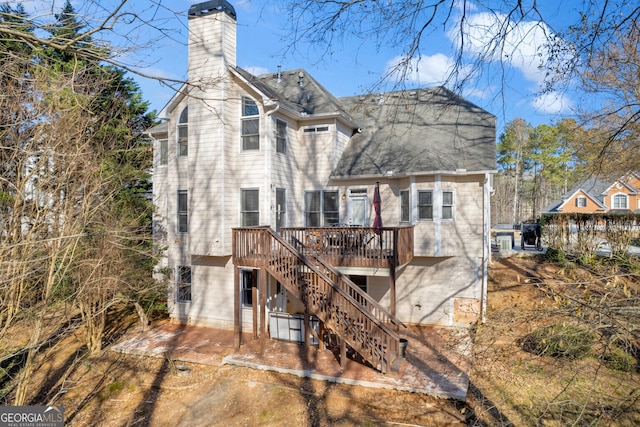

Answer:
[542,173,640,214]
[147,0,496,373]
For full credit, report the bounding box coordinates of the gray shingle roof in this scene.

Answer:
[237,67,496,178]
[333,88,496,177]
[237,67,355,121]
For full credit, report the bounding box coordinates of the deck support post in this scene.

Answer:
[234,266,241,350]
[304,307,310,363]
[260,268,267,355]
[252,271,258,339]
[340,337,347,368]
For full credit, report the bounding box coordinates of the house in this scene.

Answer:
[147,0,496,373]
[542,173,640,214]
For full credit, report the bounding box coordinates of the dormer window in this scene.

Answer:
[178,107,188,156]
[242,96,259,151]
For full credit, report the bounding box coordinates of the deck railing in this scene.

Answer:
[233,226,405,372]
[280,226,414,268]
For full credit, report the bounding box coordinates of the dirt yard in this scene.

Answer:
[6,254,640,426]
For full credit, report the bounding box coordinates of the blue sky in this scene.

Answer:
[13,0,586,137]
[130,0,581,137]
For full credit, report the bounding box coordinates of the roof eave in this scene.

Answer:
[330,169,497,180]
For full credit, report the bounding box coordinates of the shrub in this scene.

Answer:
[601,342,637,372]
[522,324,595,359]
[543,247,568,265]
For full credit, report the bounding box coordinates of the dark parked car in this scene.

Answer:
[521,223,542,250]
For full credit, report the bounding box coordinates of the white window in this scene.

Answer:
[304,190,339,226]
[575,196,587,208]
[241,189,259,226]
[159,139,168,165]
[418,190,433,220]
[177,266,192,302]
[442,191,454,220]
[612,193,628,209]
[276,188,286,232]
[302,125,329,135]
[177,190,188,233]
[276,119,287,154]
[400,190,410,222]
[240,269,255,308]
[177,107,188,157]
[242,96,259,151]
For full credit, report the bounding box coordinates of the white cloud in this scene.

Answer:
[448,11,550,86]
[531,91,573,114]
[243,66,270,76]
[385,53,469,87]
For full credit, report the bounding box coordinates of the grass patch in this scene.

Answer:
[521,324,595,359]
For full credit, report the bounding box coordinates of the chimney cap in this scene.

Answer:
[188,0,237,20]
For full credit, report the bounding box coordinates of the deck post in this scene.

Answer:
[234,265,241,349]
[252,271,258,339]
[304,307,310,363]
[260,267,267,355]
[340,337,347,368]
[390,229,398,318]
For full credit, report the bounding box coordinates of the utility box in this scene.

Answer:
[496,234,513,252]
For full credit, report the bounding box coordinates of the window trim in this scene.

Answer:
[275,188,286,232]
[177,107,188,157]
[575,196,587,208]
[417,190,433,221]
[241,188,260,226]
[304,190,339,227]
[159,139,168,165]
[176,265,192,302]
[612,193,628,210]
[442,190,455,220]
[276,119,288,155]
[399,189,410,222]
[177,190,188,233]
[240,269,255,308]
[241,96,260,151]
[302,125,330,135]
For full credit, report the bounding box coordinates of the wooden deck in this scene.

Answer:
[234,226,413,269]
[232,226,414,373]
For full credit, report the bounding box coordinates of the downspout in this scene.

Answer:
[481,172,491,323]
[265,101,280,226]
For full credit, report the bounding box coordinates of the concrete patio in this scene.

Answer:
[112,322,473,400]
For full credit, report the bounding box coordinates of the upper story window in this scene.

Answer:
[418,190,433,220]
[177,190,188,233]
[276,119,287,154]
[400,190,410,222]
[575,196,587,207]
[241,188,259,226]
[159,139,168,165]
[442,191,454,220]
[303,125,330,135]
[242,96,259,151]
[177,107,188,157]
[612,193,628,209]
[304,190,339,226]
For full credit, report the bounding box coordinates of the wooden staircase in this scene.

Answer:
[260,228,405,373]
